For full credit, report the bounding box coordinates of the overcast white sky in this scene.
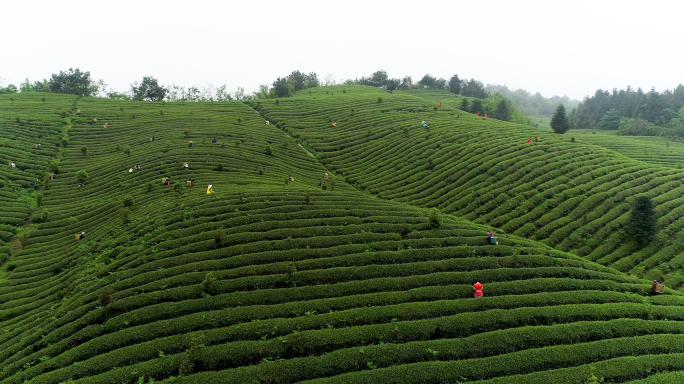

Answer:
[1,0,682,100]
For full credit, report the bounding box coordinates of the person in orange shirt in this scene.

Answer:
[473,282,483,298]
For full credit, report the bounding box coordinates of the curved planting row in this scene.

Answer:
[0,93,680,384]
[259,85,684,288]
[0,93,74,264]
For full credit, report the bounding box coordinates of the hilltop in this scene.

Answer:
[1,89,684,383]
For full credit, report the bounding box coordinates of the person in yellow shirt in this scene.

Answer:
[207,184,214,194]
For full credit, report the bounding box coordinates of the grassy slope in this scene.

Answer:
[0,92,682,384]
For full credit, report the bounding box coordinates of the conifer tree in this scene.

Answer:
[626,196,658,247]
[551,104,569,134]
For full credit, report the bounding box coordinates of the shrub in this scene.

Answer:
[120,208,131,224]
[304,191,311,205]
[258,168,265,175]
[123,145,131,156]
[215,163,224,171]
[75,170,88,183]
[275,99,280,105]
[571,137,576,143]
[81,146,87,156]
[123,195,133,207]
[214,228,226,247]
[428,209,442,229]
[265,145,274,156]
[378,98,382,103]
[202,273,218,295]
[40,209,49,223]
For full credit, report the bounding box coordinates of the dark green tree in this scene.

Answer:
[289,70,306,91]
[419,74,436,88]
[399,76,412,90]
[461,79,489,99]
[448,74,462,94]
[370,70,389,88]
[598,109,621,130]
[626,196,658,247]
[470,99,483,115]
[494,99,511,121]
[386,78,399,93]
[551,104,570,134]
[272,77,291,98]
[132,76,167,101]
[459,98,469,111]
[48,68,97,96]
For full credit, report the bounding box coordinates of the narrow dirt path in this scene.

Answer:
[9,211,34,254]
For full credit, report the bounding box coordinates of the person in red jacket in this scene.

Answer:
[473,282,483,297]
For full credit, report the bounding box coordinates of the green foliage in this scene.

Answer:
[48,68,98,96]
[123,194,133,207]
[428,208,442,229]
[202,272,218,295]
[551,104,569,134]
[265,145,273,156]
[618,117,659,136]
[81,146,87,157]
[470,99,483,115]
[448,75,461,95]
[75,169,88,183]
[626,196,658,247]
[598,109,621,130]
[123,145,131,156]
[131,76,167,101]
[459,98,469,111]
[120,207,131,224]
[461,79,489,99]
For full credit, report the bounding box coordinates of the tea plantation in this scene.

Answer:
[1,90,684,383]
[261,86,684,288]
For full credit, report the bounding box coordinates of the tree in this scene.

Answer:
[626,196,657,247]
[48,68,97,96]
[0,84,18,94]
[470,99,483,115]
[461,79,489,99]
[386,78,399,93]
[598,109,621,130]
[448,75,462,94]
[272,77,291,98]
[551,104,570,134]
[459,98,469,111]
[419,74,436,88]
[399,76,412,90]
[494,99,511,121]
[370,70,388,88]
[131,76,167,101]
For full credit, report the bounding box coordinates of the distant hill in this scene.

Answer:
[1,91,684,384]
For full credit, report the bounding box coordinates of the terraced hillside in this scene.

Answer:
[0,93,75,264]
[570,129,684,168]
[1,92,684,384]
[259,86,684,288]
